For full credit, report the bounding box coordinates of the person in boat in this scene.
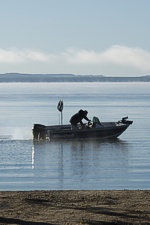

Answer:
[70,109,91,129]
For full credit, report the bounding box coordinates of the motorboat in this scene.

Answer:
[32,100,133,141]
[32,116,133,141]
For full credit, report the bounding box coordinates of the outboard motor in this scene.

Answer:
[32,124,46,140]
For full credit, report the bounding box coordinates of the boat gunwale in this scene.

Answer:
[44,123,129,134]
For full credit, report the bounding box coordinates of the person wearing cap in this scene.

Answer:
[70,109,91,129]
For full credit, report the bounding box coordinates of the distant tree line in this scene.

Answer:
[0,73,150,82]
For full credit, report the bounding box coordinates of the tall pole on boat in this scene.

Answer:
[57,100,63,126]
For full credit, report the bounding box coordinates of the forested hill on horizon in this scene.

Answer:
[0,73,150,82]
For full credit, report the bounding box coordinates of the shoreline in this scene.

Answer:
[0,190,150,224]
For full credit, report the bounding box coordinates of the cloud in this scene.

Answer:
[0,48,50,63]
[61,45,150,71]
[102,45,150,70]
[1,45,150,72]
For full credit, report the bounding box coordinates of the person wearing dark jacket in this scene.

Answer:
[70,109,90,129]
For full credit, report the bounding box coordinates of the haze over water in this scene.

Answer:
[0,82,150,190]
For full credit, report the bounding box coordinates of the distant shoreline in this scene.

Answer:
[0,73,150,82]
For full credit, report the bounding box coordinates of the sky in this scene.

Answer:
[0,0,150,76]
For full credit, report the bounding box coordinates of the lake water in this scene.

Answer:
[0,82,150,190]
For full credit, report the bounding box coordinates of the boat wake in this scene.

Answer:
[0,127,32,141]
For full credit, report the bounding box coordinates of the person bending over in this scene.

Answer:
[70,109,90,129]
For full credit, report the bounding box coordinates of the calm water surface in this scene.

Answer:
[0,82,150,190]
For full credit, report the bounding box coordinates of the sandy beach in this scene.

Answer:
[0,190,150,225]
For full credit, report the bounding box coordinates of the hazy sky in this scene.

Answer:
[0,0,150,76]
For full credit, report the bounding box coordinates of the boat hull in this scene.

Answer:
[32,119,132,141]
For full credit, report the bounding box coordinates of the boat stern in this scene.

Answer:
[32,124,46,140]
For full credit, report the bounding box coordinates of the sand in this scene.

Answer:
[0,190,150,225]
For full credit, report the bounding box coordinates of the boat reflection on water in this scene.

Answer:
[31,138,130,190]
